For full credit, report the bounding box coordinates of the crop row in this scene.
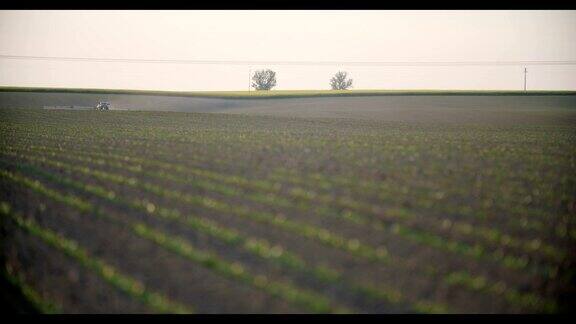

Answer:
[5,143,563,281]
[12,132,571,249]
[41,138,563,252]
[0,199,192,314]
[268,167,574,239]
[49,142,569,266]
[0,167,354,313]
[0,258,61,314]
[0,151,444,313]
[0,149,559,312]
[7,123,561,232]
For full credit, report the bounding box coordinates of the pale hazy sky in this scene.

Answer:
[1,10,575,91]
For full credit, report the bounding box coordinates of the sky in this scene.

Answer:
[1,10,575,91]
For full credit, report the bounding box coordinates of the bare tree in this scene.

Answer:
[252,69,277,91]
[330,71,353,90]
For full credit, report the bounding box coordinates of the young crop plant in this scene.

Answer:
[3,144,563,281]
[2,147,392,263]
[0,151,556,313]
[442,270,558,313]
[0,154,449,313]
[0,260,61,314]
[2,108,572,314]
[30,141,567,267]
[0,166,351,314]
[0,201,192,314]
[269,168,553,234]
[267,168,567,263]
[130,221,348,314]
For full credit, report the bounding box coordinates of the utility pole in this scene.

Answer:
[248,67,251,93]
[523,67,528,91]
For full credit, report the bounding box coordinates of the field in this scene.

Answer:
[1,93,576,313]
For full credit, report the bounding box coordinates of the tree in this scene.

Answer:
[330,71,353,90]
[252,69,277,91]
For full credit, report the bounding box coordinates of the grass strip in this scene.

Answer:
[2,86,575,98]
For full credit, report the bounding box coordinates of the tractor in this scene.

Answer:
[95,101,111,110]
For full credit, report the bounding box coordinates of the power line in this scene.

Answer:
[1,54,576,66]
